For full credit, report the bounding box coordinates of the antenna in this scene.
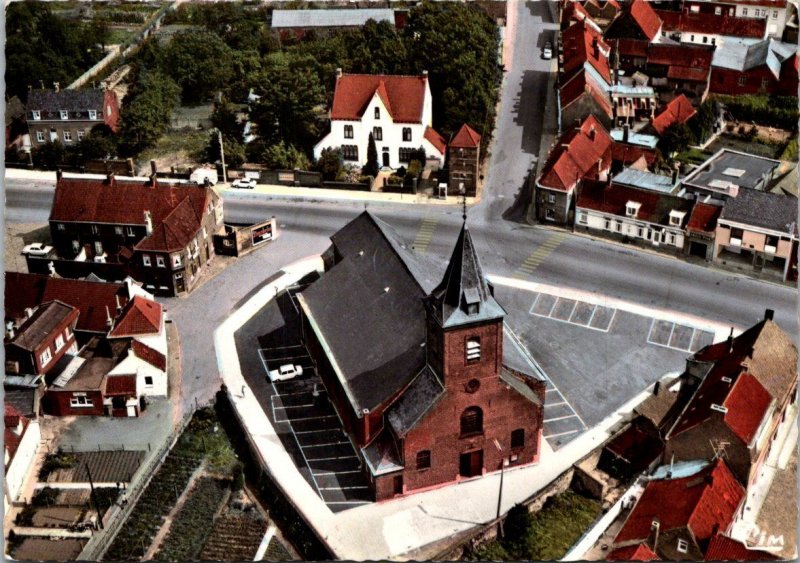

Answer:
[710,439,730,460]
[460,186,467,221]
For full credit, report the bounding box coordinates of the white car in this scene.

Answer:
[232,178,257,189]
[543,42,553,60]
[22,243,53,257]
[269,363,303,382]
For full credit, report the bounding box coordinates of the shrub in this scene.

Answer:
[780,138,798,161]
[32,487,59,507]
[469,540,510,561]
[358,175,374,186]
[712,94,799,130]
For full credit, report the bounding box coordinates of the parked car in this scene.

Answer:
[232,178,257,189]
[543,42,553,60]
[269,364,304,382]
[22,243,53,257]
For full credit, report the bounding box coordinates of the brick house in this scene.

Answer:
[45,169,224,296]
[609,458,745,560]
[680,0,791,39]
[447,124,482,197]
[685,201,722,260]
[605,0,664,41]
[649,94,697,135]
[297,212,545,500]
[713,188,798,281]
[27,87,120,149]
[709,37,798,96]
[663,312,798,490]
[646,43,715,104]
[579,0,621,31]
[313,71,447,169]
[5,301,80,377]
[655,8,768,45]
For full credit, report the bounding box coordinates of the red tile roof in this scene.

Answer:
[655,9,767,39]
[630,0,662,40]
[723,373,773,444]
[667,65,710,82]
[647,44,714,70]
[615,459,744,544]
[109,296,162,338]
[134,196,204,253]
[132,340,166,372]
[5,272,128,334]
[4,403,30,469]
[562,20,612,83]
[686,203,721,234]
[577,181,692,225]
[610,142,659,168]
[538,115,614,192]
[423,126,447,155]
[104,374,137,396]
[560,70,614,114]
[561,1,598,30]
[330,74,428,123]
[617,38,650,58]
[705,534,780,560]
[450,124,481,149]
[651,95,697,135]
[4,403,23,428]
[50,176,211,230]
[607,543,660,561]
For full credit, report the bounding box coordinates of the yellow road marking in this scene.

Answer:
[413,218,439,253]
[513,232,568,278]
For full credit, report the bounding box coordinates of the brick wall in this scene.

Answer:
[43,390,105,416]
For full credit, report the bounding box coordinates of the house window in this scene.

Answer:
[115,226,123,235]
[36,131,45,143]
[677,539,689,553]
[57,223,65,231]
[70,396,92,407]
[711,37,716,45]
[91,225,99,235]
[761,78,770,88]
[668,233,676,245]
[55,334,65,351]
[32,110,41,120]
[604,219,611,230]
[88,110,97,120]
[690,34,695,41]
[144,376,154,387]
[742,7,748,16]
[156,255,166,268]
[173,254,182,268]
[77,129,85,141]
[773,10,778,18]
[460,407,483,436]
[373,127,383,141]
[142,254,151,267]
[578,212,587,224]
[730,227,744,243]
[714,6,721,14]
[616,221,622,232]
[545,208,555,220]
[399,148,415,163]
[738,75,747,86]
[344,124,353,139]
[403,127,412,142]
[416,450,431,470]
[548,193,556,204]
[127,226,136,236]
[638,227,643,238]
[626,205,638,217]
[342,145,359,161]
[702,36,708,44]
[40,348,52,366]
[94,241,103,255]
[374,107,380,119]
[511,429,525,449]
[466,337,481,363]
[60,110,68,120]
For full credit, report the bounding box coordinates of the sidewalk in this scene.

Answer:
[213,256,688,561]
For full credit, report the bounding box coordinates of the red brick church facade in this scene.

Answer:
[298,212,545,500]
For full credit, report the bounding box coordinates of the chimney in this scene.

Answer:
[6,321,15,341]
[106,172,115,186]
[106,306,113,328]
[335,68,343,79]
[647,519,660,553]
[727,327,734,353]
[623,123,630,143]
[54,82,60,92]
[589,126,596,141]
[56,169,63,182]
[671,166,679,185]
[422,69,429,77]
[653,381,661,396]
[150,160,158,177]
[115,294,122,313]
[24,307,34,319]
[592,38,599,59]
[144,210,153,235]
[765,309,774,321]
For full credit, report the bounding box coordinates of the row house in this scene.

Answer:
[297,212,545,500]
[649,93,697,135]
[447,124,482,197]
[714,187,798,281]
[680,148,781,203]
[575,178,693,251]
[680,0,791,38]
[5,301,80,378]
[605,0,664,42]
[46,168,224,296]
[646,43,715,104]
[27,87,120,149]
[580,0,622,30]
[4,403,41,511]
[656,8,768,46]
[313,70,446,170]
[709,37,798,96]
[663,311,797,512]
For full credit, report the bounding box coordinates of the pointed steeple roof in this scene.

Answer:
[428,222,505,328]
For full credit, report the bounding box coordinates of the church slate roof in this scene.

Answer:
[386,366,445,437]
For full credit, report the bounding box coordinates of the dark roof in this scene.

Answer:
[720,188,798,233]
[3,388,38,419]
[361,429,403,476]
[10,301,76,351]
[655,9,767,38]
[427,223,505,329]
[577,181,693,227]
[300,212,432,414]
[5,272,129,334]
[386,367,444,437]
[682,150,780,195]
[634,382,680,429]
[686,203,721,234]
[605,423,664,466]
[27,89,104,112]
[6,96,25,126]
[607,543,660,561]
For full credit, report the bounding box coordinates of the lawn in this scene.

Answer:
[106,27,137,45]
[707,134,787,160]
[137,129,210,173]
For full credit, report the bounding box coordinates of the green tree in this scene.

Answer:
[688,99,718,145]
[159,30,235,104]
[32,141,66,170]
[364,133,379,177]
[315,148,342,181]
[211,98,243,142]
[248,52,327,152]
[345,19,409,75]
[658,123,694,160]
[119,71,181,154]
[501,504,533,559]
[206,133,245,169]
[75,124,118,162]
[259,141,310,170]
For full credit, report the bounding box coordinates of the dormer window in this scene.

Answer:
[669,210,686,226]
[466,337,481,363]
[677,539,689,554]
[626,201,641,218]
[374,107,380,119]
[60,110,68,120]
[88,110,97,120]
[32,111,41,120]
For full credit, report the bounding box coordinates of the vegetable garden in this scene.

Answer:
[199,513,270,561]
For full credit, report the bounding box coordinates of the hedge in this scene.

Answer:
[712,94,799,130]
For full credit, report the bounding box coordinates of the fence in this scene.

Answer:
[76,409,194,561]
[67,47,121,90]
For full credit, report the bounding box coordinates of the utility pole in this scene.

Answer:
[217,129,227,184]
[85,462,104,529]
[493,439,505,538]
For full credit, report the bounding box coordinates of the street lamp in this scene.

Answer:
[494,438,506,538]
[213,128,228,184]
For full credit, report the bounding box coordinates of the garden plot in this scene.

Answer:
[9,538,87,561]
[43,450,145,484]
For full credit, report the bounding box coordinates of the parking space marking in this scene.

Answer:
[413,217,439,254]
[543,414,580,423]
[305,455,360,462]
[313,470,362,476]
[274,414,338,423]
[301,441,353,448]
[326,501,372,506]
[319,486,372,491]
[646,319,713,352]
[543,429,581,439]
[544,401,567,407]
[294,428,341,435]
[530,295,616,333]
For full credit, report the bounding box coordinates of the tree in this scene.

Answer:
[364,133,379,177]
[345,19,409,75]
[158,30,235,104]
[501,504,533,559]
[315,148,342,181]
[688,99,718,145]
[211,98,243,142]
[32,141,66,170]
[118,71,181,154]
[205,133,245,169]
[258,141,310,170]
[657,123,693,160]
[75,124,118,162]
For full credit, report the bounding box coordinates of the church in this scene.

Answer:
[296,212,545,500]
